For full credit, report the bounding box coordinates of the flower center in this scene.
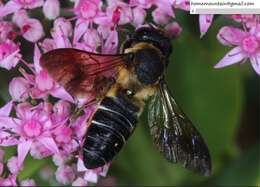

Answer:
[23,119,43,138]
[242,35,259,53]
[22,24,31,33]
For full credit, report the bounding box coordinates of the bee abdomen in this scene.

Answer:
[83,95,139,169]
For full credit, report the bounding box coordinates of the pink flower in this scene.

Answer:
[72,177,88,186]
[96,17,116,39]
[106,0,133,25]
[40,38,56,52]
[20,179,36,186]
[35,70,55,91]
[51,20,72,48]
[54,126,73,144]
[43,0,60,20]
[74,0,101,20]
[173,0,190,11]
[129,0,153,9]
[152,8,171,25]
[30,141,53,159]
[7,156,23,174]
[173,0,213,37]
[12,10,44,42]
[229,14,259,28]
[77,158,110,183]
[53,100,72,122]
[9,77,30,101]
[13,0,44,9]
[215,25,260,75]
[73,0,102,43]
[0,39,21,70]
[132,7,146,26]
[54,18,73,37]
[12,9,29,27]
[55,165,76,185]
[30,45,74,102]
[0,0,43,18]
[152,1,175,25]
[0,21,15,41]
[199,14,214,38]
[102,30,119,54]
[19,18,45,43]
[53,154,71,166]
[0,174,17,186]
[165,22,183,38]
[75,29,102,52]
[0,102,59,166]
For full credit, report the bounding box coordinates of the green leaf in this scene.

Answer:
[18,156,51,180]
[203,146,260,186]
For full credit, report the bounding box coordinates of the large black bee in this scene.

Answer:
[40,26,211,176]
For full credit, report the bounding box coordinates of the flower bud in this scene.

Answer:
[43,0,60,20]
[9,77,30,101]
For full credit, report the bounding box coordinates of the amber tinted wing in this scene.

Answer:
[40,48,128,99]
[148,80,211,176]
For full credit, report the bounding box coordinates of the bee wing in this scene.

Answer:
[148,80,211,176]
[40,48,129,99]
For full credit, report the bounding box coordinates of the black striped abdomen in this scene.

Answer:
[83,93,139,169]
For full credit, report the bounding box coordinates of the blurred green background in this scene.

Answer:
[0,10,259,186]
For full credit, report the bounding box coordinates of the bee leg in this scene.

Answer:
[70,99,97,122]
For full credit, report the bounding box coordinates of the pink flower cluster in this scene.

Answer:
[215,15,260,74]
[0,0,259,186]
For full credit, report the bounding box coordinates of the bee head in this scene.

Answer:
[123,26,172,65]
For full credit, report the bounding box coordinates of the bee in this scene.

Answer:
[40,26,211,176]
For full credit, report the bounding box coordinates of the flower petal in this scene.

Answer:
[217,26,247,46]
[77,158,87,172]
[50,87,74,103]
[18,140,32,167]
[0,49,20,70]
[34,44,42,73]
[73,19,89,44]
[43,0,60,20]
[21,18,45,43]
[250,53,260,75]
[0,1,21,18]
[9,77,30,101]
[199,14,214,38]
[0,132,19,146]
[0,101,13,116]
[0,116,20,130]
[102,30,118,54]
[84,170,98,183]
[39,137,59,154]
[214,46,246,68]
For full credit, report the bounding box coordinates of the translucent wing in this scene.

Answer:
[148,80,211,176]
[40,48,129,99]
